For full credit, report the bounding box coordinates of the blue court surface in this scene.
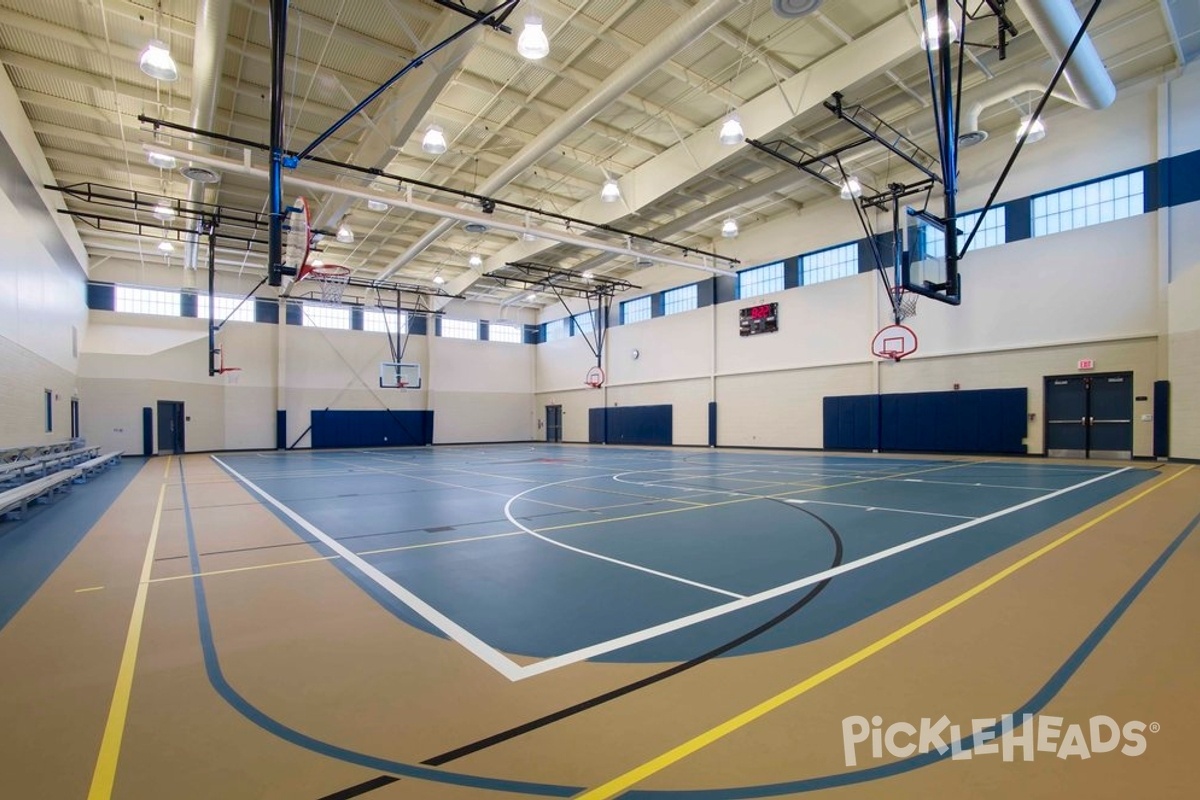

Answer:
[212,446,1154,680]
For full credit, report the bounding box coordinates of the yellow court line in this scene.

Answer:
[87,456,172,800]
[146,554,339,584]
[537,459,994,536]
[576,465,1194,799]
[148,531,528,583]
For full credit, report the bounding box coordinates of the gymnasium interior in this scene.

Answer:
[0,1,1198,798]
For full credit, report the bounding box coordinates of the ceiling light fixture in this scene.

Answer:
[468,253,483,268]
[336,223,354,244]
[147,151,177,170]
[152,201,176,222]
[311,259,325,268]
[517,14,551,60]
[719,115,744,146]
[1016,115,1046,143]
[433,274,446,285]
[839,176,863,200]
[139,39,179,82]
[919,15,959,51]
[422,124,447,155]
[600,177,621,203]
[527,293,538,302]
[366,199,388,212]
[157,239,175,254]
[721,218,739,238]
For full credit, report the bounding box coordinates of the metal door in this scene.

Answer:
[156,401,185,454]
[1045,377,1088,458]
[1088,374,1133,459]
[545,405,563,443]
[1044,373,1133,459]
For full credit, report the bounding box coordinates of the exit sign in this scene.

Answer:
[1078,359,1095,371]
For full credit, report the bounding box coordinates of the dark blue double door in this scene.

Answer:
[1045,373,1133,459]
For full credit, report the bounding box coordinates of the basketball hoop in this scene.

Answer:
[283,197,311,278]
[298,263,351,304]
[214,347,242,377]
[871,323,919,362]
[891,286,919,321]
[585,365,605,389]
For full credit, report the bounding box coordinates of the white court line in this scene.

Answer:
[211,456,527,682]
[880,476,1056,491]
[515,465,1129,679]
[502,493,746,601]
[786,499,975,520]
[213,454,1128,682]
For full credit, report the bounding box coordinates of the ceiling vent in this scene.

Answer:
[180,165,220,184]
[772,0,822,18]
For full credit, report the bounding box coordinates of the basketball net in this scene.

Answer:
[892,287,918,322]
[300,264,350,305]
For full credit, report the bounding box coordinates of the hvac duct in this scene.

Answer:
[1014,0,1116,110]
[182,0,232,271]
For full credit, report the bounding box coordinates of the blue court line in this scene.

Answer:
[0,458,142,632]
[176,460,581,796]
[622,506,1200,798]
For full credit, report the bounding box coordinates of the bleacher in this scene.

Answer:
[0,441,123,522]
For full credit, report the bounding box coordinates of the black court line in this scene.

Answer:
[314,775,399,800]
[316,499,844,797]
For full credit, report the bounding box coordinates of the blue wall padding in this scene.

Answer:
[1154,380,1170,458]
[588,405,673,446]
[823,395,881,450]
[708,402,717,447]
[825,388,1027,454]
[142,407,153,457]
[310,410,434,449]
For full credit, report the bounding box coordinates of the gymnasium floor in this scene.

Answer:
[0,445,1197,799]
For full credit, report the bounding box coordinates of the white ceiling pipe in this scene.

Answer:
[959,79,1076,144]
[182,0,233,272]
[375,0,749,284]
[143,144,739,277]
[1014,0,1116,111]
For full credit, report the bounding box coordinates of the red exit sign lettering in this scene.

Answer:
[1078,359,1095,371]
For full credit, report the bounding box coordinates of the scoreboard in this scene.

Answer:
[739,302,778,336]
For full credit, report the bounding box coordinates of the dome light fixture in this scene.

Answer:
[721,217,739,238]
[517,15,551,60]
[600,177,621,203]
[366,198,388,212]
[157,239,175,254]
[422,124,447,155]
[433,274,446,285]
[152,201,176,222]
[139,39,179,82]
[1016,115,1046,143]
[147,151,177,170]
[718,115,744,146]
[919,15,959,51]
[468,253,484,268]
[839,176,863,200]
[336,223,354,244]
